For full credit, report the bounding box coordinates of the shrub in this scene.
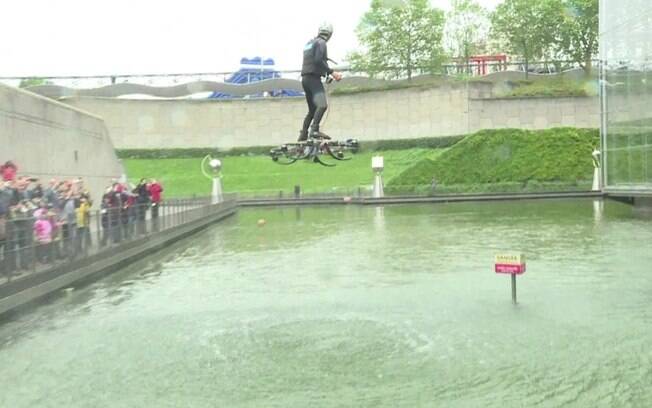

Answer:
[359,135,465,151]
[116,146,274,159]
[116,135,464,159]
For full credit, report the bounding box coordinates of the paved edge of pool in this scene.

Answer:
[238,191,605,207]
[0,204,237,319]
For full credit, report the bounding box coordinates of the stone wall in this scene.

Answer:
[0,83,124,200]
[62,85,601,150]
[468,96,599,131]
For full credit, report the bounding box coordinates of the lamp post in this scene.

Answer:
[372,156,384,198]
[592,149,602,191]
[591,148,604,221]
[201,155,223,204]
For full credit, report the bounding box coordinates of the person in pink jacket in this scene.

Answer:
[34,212,53,263]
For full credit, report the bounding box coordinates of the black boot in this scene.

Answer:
[298,130,308,142]
[310,129,331,140]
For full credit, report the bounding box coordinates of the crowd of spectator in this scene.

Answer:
[0,160,163,278]
[99,178,164,246]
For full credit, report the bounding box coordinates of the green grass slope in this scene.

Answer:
[387,128,599,192]
[123,149,445,198]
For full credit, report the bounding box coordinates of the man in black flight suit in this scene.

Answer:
[299,22,342,142]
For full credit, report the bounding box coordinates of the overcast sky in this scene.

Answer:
[0,0,504,77]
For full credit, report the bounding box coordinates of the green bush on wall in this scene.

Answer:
[115,135,465,159]
[500,79,596,98]
[359,135,465,151]
[116,146,275,159]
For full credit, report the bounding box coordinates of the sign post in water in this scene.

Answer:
[495,254,526,305]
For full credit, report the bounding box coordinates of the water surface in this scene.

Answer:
[0,199,650,407]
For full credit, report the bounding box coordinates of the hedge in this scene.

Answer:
[116,146,274,159]
[115,135,465,159]
[358,135,465,151]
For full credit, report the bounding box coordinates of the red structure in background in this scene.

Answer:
[468,55,508,76]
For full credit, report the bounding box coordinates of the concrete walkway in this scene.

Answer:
[239,191,604,207]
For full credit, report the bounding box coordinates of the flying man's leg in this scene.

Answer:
[300,76,317,141]
[309,79,329,139]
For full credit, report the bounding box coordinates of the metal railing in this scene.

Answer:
[0,198,235,285]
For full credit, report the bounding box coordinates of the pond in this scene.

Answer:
[0,199,650,407]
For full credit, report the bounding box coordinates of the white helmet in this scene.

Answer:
[318,22,333,41]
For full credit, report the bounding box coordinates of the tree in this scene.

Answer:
[491,0,563,78]
[558,0,598,74]
[444,0,490,72]
[349,0,446,80]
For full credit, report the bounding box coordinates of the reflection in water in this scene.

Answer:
[633,198,652,218]
[593,199,604,224]
[374,206,385,231]
[0,199,650,407]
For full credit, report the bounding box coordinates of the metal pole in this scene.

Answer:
[599,58,609,189]
[32,240,37,275]
[95,210,101,249]
[511,274,517,305]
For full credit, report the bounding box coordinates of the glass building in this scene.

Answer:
[600,0,652,195]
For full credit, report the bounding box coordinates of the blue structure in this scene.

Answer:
[210,57,302,99]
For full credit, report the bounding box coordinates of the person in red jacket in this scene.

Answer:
[148,179,163,205]
[148,179,163,231]
[1,161,17,182]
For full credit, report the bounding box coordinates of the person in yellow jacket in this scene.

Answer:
[76,197,92,254]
